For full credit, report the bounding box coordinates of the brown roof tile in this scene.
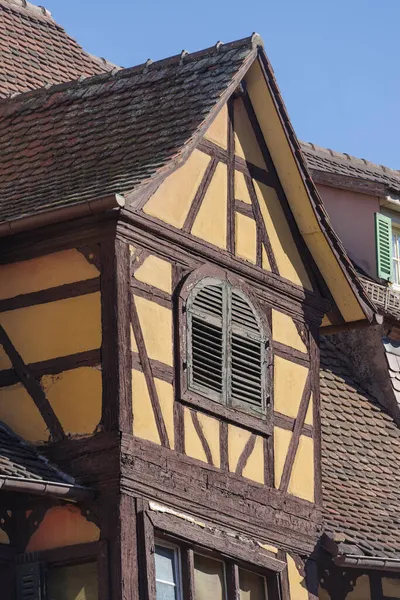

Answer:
[0,421,89,498]
[301,141,400,195]
[0,36,257,225]
[0,0,115,98]
[321,336,400,558]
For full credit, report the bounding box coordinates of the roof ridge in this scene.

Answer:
[0,33,261,110]
[0,0,53,19]
[301,140,400,179]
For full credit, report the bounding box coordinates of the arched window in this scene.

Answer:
[186,278,267,414]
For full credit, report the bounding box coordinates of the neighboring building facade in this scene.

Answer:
[0,1,399,599]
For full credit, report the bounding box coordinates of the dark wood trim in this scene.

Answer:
[235,199,254,218]
[279,373,312,493]
[244,173,279,275]
[180,392,271,436]
[131,281,172,309]
[131,298,170,448]
[273,342,310,367]
[137,499,156,600]
[369,572,384,600]
[131,352,174,384]
[181,545,195,600]
[100,239,132,432]
[310,326,322,505]
[121,434,319,553]
[226,560,240,600]
[119,213,329,323]
[183,157,219,233]
[172,263,186,454]
[131,247,150,273]
[277,550,290,600]
[227,97,235,254]
[0,278,100,313]
[0,325,65,441]
[264,434,274,488]
[148,509,286,573]
[0,349,101,388]
[235,433,257,476]
[174,401,185,454]
[190,409,214,466]
[197,139,273,186]
[220,420,229,471]
[20,540,107,566]
[274,412,313,438]
[77,244,101,271]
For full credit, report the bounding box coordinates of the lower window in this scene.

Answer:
[155,541,271,600]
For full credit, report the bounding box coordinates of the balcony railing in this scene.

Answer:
[359,276,400,316]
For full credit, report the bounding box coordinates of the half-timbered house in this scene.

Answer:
[0,1,398,599]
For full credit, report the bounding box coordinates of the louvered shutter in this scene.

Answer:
[375,213,392,281]
[188,283,225,401]
[16,563,43,600]
[230,290,264,412]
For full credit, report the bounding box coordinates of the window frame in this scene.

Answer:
[178,266,273,436]
[393,225,400,287]
[154,540,183,600]
[15,540,108,600]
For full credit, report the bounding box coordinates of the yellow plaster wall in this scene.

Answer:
[184,407,207,464]
[0,249,99,301]
[305,393,313,427]
[155,378,175,450]
[235,170,252,204]
[318,588,331,600]
[132,369,160,445]
[0,293,101,364]
[204,105,228,149]
[245,61,364,322]
[0,347,12,371]
[235,213,257,264]
[346,575,370,600]
[134,255,172,294]
[228,425,264,484]
[41,367,102,436]
[261,246,271,271]
[242,435,264,484]
[0,384,48,442]
[272,310,308,353]
[288,435,314,502]
[26,505,100,552]
[382,578,400,598]
[130,325,139,352]
[273,426,292,489]
[0,529,9,544]
[234,97,266,169]
[253,181,312,290]
[134,296,173,366]
[144,150,211,229]
[274,356,309,419]
[191,162,228,249]
[184,408,220,466]
[287,554,308,600]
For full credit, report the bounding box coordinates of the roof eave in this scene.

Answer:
[0,476,93,501]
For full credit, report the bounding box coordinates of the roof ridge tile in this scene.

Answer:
[0,0,53,19]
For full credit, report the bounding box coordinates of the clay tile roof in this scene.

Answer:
[301,141,400,195]
[320,336,400,558]
[0,421,90,499]
[0,35,258,226]
[0,0,116,98]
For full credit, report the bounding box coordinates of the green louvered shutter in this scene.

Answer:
[375,213,393,281]
[16,563,43,600]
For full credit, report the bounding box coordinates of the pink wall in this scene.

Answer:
[316,184,380,279]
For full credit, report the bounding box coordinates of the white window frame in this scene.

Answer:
[392,226,400,288]
[154,540,182,600]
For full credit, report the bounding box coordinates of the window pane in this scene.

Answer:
[239,568,266,600]
[47,562,98,600]
[155,545,179,600]
[194,554,225,600]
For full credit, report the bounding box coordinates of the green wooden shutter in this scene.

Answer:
[375,213,393,281]
[16,562,43,600]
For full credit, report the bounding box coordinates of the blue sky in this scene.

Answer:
[37,0,398,169]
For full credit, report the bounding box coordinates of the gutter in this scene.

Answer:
[0,475,93,501]
[0,193,125,238]
[334,554,400,573]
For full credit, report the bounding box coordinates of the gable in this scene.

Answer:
[139,49,374,325]
[142,94,313,293]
